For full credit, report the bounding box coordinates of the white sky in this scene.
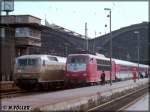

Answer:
[2,1,148,38]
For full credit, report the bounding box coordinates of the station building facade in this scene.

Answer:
[1,15,41,81]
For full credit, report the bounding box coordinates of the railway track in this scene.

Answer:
[0,85,71,99]
[0,90,54,99]
[0,87,70,99]
[0,90,29,99]
[87,85,149,112]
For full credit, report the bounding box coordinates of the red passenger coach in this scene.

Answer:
[65,54,114,85]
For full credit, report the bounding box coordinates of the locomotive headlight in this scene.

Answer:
[17,69,21,73]
[83,73,87,76]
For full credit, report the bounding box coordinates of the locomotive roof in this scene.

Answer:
[89,54,110,61]
[16,54,66,62]
[68,54,110,61]
[17,54,62,58]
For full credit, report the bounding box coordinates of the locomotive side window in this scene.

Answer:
[48,56,58,61]
[96,59,111,71]
[28,59,39,66]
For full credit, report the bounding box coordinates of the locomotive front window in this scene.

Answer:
[48,56,58,61]
[28,59,39,65]
[68,56,88,64]
[67,56,88,72]
[18,59,27,66]
[18,58,40,66]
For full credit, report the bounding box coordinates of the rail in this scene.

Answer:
[0,90,27,99]
[87,85,148,111]
[0,81,19,92]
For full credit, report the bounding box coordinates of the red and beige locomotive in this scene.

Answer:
[14,54,66,90]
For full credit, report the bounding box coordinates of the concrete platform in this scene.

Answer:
[1,78,148,111]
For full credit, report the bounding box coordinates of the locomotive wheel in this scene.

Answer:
[19,83,36,90]
[38,83,45,91]
[97,81,101,85]
[90,82,94,86]
[16,79,37,90]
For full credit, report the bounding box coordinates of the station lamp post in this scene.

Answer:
[92,31,96,54]
[104,8,112,85]
[85,22,88,52]
[65,43,68,56]
[134,31,140,80]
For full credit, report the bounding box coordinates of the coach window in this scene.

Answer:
[105,60,109,65]
[103,60,106,65]
[1,28,5,38]
[97,59,101,65]
[43,60,46,66]
[101,60,103,64]
[106,60,109,65]
[104,60,106,65]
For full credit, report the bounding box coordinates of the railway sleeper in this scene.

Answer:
[38,81,65,91]
[31,82,148,111]
[86,84,148,112]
